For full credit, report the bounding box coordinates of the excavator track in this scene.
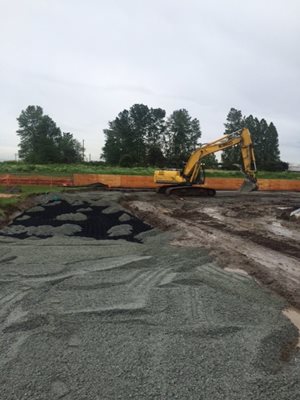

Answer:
[157,185,216,197]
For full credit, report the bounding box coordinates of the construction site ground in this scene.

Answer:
[0,190,299,399]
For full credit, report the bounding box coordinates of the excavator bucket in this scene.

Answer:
[239,179,258,193]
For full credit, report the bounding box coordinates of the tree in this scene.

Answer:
[17,106,82,163]
[164,109,202,166]
[59,132,83,163]
[102,111,129,165]
[244,116,281,169]
[221,108,283,170]
[17,106,60,163]
[119,154,134,167]
[144,107,166,166]
[263,122,281,168]
[221,108,244,168]
[202,153,218,169]
[102,104,166,166]
[146,146,165,167]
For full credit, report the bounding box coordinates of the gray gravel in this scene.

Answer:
[56,212,87,221]
[107,224,133,237]
[0,223,82,237]
[77,207,93,212]
[119,213,132,222]
[27,205,45,213]
[16,215,31,221]
[0,191,299,400]
[102,204,125,214]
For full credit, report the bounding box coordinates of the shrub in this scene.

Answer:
[119,154,134,167]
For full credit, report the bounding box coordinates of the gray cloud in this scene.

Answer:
[0,0,299,162]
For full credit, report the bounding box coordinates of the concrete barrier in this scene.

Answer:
[1,173,299,191]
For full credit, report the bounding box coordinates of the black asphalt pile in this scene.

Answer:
[0,197,151,242]
[0,191,299,400]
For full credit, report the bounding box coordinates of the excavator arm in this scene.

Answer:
[154,128,258,196]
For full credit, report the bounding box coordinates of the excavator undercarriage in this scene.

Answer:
[157,185,216,196]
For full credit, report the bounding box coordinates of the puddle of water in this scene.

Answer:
[291,208,300,219]
[283,308,300,348]
[0,194,20,198]
[268,221,300,241]
[224,267,249,277]
[202,207,225,222]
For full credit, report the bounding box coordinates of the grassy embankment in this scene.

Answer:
[0,162,299,180]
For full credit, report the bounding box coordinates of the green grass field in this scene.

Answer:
[0,162,154,176]
[0,161,299,180]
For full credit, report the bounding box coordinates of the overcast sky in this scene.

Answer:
[0,0,299,163]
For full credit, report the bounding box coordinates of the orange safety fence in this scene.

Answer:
[257,179,300,191]
[73,174,154,188]
[73,174,300,191]
[0,174,73,186]
[0,173,299,191]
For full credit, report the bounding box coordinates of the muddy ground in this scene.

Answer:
[124,191,300,308]
[0,190,299,399]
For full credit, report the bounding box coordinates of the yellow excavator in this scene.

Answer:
[154,128,258,196]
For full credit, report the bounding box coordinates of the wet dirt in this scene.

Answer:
[123,191,300,308]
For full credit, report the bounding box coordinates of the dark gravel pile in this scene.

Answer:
[0,199,151,241]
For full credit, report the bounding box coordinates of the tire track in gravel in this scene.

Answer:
[0,290,31,318]
[127,267,172,296]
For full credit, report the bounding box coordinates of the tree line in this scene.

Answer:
[16,104,285,171]
[102,104,285,170]
[102,104,218,168]
[221,108,286,171]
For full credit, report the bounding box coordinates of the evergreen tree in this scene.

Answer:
[164,109,201,166]
[259,122,281,169]
[222,108,283,170]
[244,115,261,165]
[244,116,281,169]
[102,110,131,165]
[221,108,244,168]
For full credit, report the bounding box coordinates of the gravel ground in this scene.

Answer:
[0,191,299,399]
